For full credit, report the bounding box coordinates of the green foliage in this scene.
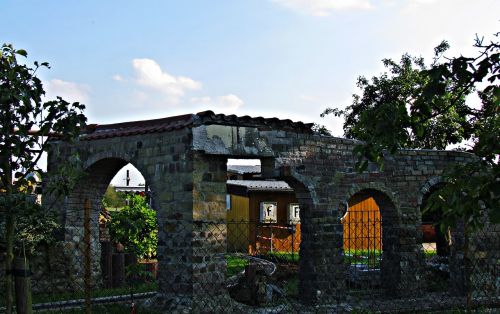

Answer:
[323,32,500,230]
[312,123,332,136]
[102,185,127,209]
[108,194,157,259]
[1,43,87,313]
[0,194,59,256]
[44,153,87,202]
[0,44,87,191]
[0,193,59,255]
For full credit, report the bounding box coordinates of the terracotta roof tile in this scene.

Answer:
[80,110,313,141]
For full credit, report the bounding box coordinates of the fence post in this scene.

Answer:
[101,242,113,288]
[14,255,32,314]
[84,199,92,314]
[464,226,471,311]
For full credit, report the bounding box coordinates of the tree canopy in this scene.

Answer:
[323,32,499,229]
[1,44,87,191]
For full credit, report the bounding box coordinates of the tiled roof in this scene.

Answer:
[80,110,313,140]
[227,165,261,174]
[81,113,195,140]
[226,180,293,192]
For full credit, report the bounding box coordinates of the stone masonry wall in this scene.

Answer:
[194,125,476,303]
[44,120,483,310]
[266,132,474,301]
[45,128,197,304]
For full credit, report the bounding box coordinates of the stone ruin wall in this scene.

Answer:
[35,119,498,307]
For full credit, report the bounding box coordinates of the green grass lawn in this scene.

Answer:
[424,249,437,259]
[344,249,382,267]
[226,255,248,277]
[263,251,300,264]
[227,249,382,269]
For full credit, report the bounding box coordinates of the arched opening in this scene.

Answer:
[99,162,157,291]
[342,189,400,294]
[419,183,451,293]
[224,158,305,305]
[55,158,158,302]
[420,183,449,257]
[342,195,382,271]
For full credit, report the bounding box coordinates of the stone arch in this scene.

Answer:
[82,150,157,194]
[416,176,467,295]
[58,156,159,290]
[344,182,401,213]
[341,185,402,294]
[417,176,444,208]
[65,156,157,226]
[417,177,450,257]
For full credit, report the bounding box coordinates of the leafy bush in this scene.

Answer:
[102,185,127,209]
[0,194,59,256]
[108,194,157,259]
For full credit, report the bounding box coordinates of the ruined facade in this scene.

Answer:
[44,111,492,310]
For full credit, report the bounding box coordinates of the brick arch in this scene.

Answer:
[344,183,400,213]
[59,156,161,291]
[83,152,160,204]
[78,157,156,211]
[417,176,444,208]
[343,186,402,294]
[83,150,155,187]
[281,171,317,211]
[417,177,453,260]
[61,157,156,243]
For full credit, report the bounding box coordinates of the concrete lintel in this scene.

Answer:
[192,125,274,157]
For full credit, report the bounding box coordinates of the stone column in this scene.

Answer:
[152,150,230,311]
[191,152,230,311]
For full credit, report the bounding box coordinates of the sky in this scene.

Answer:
[2,0,498,184]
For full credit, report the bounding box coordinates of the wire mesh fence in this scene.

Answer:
[1,216,499,313]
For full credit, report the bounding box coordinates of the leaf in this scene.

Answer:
[15,49,27,57]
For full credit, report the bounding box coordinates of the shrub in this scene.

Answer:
[108,194,157,259]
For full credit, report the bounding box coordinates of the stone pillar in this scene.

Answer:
[449,223,467,296]
[283,172,346,305]
[153,150,230,311]
[191,152,230,311]
[299,213,345,305]
[153,147,195,310]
